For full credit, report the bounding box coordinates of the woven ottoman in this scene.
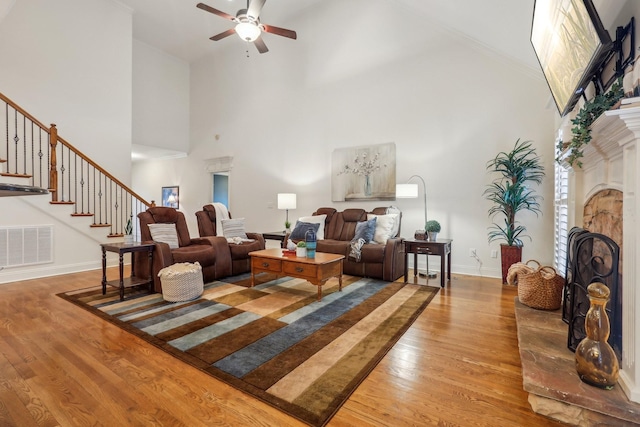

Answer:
[158,262,204,302]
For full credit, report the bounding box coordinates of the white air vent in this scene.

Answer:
[0,225,53,268]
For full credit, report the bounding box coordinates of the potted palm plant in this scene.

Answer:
[484,139,545,283]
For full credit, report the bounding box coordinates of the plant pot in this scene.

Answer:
[296,247,306,257]
[500,244,522,284]
[124,235,134,245]
[427,231,438,242]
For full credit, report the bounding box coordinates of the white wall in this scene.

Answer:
[0,0,132,182]
[133,39,190,153]
[134,0,557,278]
[0,0,133,283]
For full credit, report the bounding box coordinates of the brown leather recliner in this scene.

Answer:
[195,204,265,275]
[134,206,232,293]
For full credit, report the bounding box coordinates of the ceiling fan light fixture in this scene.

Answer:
[235,22,261,42]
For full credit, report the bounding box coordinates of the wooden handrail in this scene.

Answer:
[0,92,50,131]
[55,133,152,206]
[1,90,153,207]
[1,90,155,238]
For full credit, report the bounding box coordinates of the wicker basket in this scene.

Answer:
[514,260,564,310]
[158,262,204,302]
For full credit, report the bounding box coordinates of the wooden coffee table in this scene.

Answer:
[249,248,344,301]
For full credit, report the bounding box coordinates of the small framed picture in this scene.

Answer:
[161,186,179,208]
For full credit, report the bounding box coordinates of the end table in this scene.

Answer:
[404,239,452,287]
[101,242,154,301]
[262,231,287,247]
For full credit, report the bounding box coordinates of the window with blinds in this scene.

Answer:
[554,158,569,276]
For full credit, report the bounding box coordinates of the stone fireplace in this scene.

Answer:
[563,106,640,404]
[583,189,623,247]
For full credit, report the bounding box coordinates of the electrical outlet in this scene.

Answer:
[469,248,476,257]
[491,250,498,258]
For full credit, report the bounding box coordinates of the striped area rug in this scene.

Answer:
[58,273,439,426]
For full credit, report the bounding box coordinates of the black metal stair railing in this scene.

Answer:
[0,91,154,238]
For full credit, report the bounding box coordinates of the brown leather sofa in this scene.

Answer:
[195,204,265,275]
[294,207,405,281]
[134,207,232,293]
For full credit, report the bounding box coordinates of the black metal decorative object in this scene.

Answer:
[565,232,621,361]
[590,17,635,99]
[562,227,588,324]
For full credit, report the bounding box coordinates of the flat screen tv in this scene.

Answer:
[531,0,612,117]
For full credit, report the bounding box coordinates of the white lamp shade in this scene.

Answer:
[278,193,297,210]
[396,183,418,198]
[236,22,261,42]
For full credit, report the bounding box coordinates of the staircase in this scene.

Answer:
[0,91,154,243]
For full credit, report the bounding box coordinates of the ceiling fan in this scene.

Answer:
[197,0,297,54]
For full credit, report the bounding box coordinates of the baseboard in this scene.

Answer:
[0,260,110,285]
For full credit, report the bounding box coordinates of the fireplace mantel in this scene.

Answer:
[563,105,640,403]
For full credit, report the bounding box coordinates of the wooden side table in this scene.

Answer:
[101,242,154,301]
[262,231,287,247]
[404,239,452,288]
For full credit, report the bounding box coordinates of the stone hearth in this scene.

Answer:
[515,299,640,425]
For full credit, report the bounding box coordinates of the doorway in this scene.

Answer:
[212,172,229,208]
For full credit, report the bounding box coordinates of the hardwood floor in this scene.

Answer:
[0,269,565,426]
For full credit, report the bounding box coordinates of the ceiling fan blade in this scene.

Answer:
[262,24,297,40]
[197,3,235,21]
[210,28,236,41]
[247,0,266,20]
[254,36,269,54]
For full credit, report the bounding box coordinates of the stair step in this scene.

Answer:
[108,233,124,238]
[71,213,94,217]
[90,224,111,228]
[1,172,32,178]
[50,201,75,205]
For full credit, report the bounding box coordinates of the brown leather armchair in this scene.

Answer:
[195,204,265,275]
[134,206,232,293]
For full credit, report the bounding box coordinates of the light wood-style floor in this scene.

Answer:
[0,269,565,426]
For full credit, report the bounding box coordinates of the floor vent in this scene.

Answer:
[0,225,53,268]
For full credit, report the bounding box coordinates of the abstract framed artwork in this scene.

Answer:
[332,142,396,202]
[161,186,179,208]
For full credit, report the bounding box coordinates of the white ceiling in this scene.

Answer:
[116,0,543,70]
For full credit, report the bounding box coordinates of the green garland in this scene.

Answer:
[556,79,624,168]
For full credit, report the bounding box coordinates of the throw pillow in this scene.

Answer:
[385,207,401,238]
[148,223,179,249]
[290,221,320,240]
[221,218,248,239]
[297,214,327,240]
[353,217,377,243]
[367,213,396,244]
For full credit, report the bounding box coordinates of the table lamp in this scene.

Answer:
[277,193,296,230]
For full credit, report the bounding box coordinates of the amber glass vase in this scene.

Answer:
[575,282,619,389]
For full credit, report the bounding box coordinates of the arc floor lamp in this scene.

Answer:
[396,175,437,278]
